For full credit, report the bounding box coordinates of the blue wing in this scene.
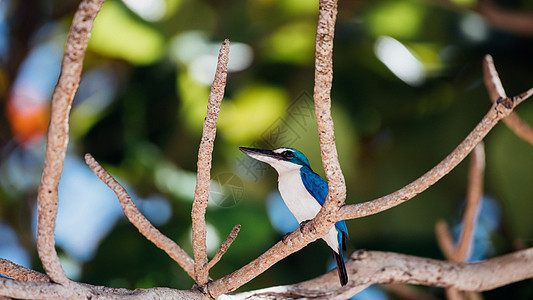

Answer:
[300,166,349,243]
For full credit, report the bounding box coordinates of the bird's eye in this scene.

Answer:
[283,151,294,159]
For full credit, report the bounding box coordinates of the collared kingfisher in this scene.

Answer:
[239,147,349,286]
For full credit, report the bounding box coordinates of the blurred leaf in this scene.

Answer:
[367,0,426,39]
[177,71,211,133]
[263,21,316,64]
[279,0,318,16]
[89,1,164,64]
[218,84,288,143]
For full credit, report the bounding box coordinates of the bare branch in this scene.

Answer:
[0,259,50,282]
[37,0,105,284]
[313,0,346,218]
[435,220,456,260]
[497,113,533,146]
[0,278,76,299]
[84,154,195,278]
[191,39,230,286]
[436,143,485,300]
[483,55,533,146]
[339,85,533,221]
[456,142,485,262]
[206,224,241,271]
[482,55,506,101]
[0,278,207,299]
[226,249,533,299]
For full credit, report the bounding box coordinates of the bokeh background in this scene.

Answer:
[1,0,533,298]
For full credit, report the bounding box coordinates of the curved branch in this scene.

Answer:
[339,86,533,221]
[191,39,230,286]
[226,249,533,299]
[84,154,195,278]
[0,259,50,282]
[483,55,533,146]
[37,0,105,284]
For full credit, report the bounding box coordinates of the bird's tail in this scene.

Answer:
[332,250,348,286]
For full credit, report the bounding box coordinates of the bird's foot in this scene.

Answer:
[281,232,291,243]
[299,219,314,233]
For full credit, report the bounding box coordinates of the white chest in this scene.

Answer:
[276,169,341,252]
[277,170,323,223]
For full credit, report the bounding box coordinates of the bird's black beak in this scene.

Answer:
[239,147,275,157]
[239,147,281,162]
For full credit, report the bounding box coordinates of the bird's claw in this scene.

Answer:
[282,220,314,243]
[281,232,291,243]
[299,219,313,233]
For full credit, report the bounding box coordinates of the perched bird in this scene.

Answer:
[239,147,349,286]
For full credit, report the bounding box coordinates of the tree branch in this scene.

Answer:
[84,154,195,278]
[37,0,105,284]
[435,221,456,262]
[0,259,50,282]
[456,142,484,262]
[436,143,485,300]
[483,55,533,146]
[225,249,533,299]
[191,39,230,286]
[205,224,241,271]
[0,277,207,299]
[339,81,533,221]
[0,277,77,299]
[313,0,346,221]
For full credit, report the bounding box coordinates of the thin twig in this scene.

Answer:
[339,84,533,221]
[84,154,195,278]
[205,224,241,271]
[36,0,105,284]
[0,259,50,282]
[483,55,533,146]
[191,39,230,286]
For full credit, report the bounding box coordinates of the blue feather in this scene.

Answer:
[300,166,349,242]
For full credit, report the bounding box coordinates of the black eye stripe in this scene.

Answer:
[283,151,294,159]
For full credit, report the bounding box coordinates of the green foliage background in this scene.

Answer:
[1,0,533,298]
